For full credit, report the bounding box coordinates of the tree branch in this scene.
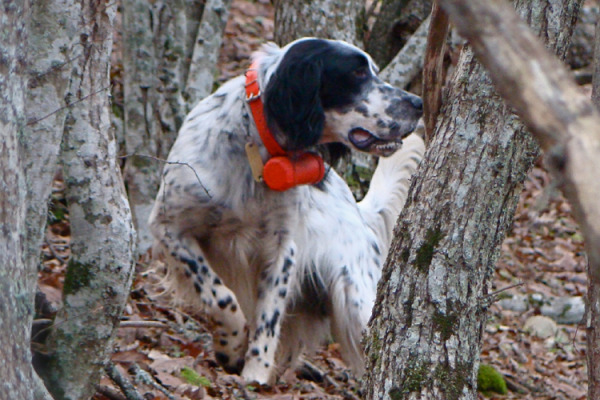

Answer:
[379,14,431,90]
[437,0,600,278]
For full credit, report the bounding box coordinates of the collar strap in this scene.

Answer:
[245,62,286,157]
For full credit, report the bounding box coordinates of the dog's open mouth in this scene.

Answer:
[348,127,403,156]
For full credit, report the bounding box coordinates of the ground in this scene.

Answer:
[36,1,590,399]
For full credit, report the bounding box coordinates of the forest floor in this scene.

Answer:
[37,1,590,399]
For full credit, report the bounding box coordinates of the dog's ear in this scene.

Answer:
[263,59,324,152]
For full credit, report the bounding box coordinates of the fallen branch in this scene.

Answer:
[105,361,144,400]
[129,363,176,400]
[119,320,168,329]
[95,384,127,400]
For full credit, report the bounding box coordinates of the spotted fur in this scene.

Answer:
[149,38,424,384]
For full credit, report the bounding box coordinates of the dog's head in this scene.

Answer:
[259,38,423,157]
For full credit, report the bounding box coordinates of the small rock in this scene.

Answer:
[524,315,558,339]
[498,295,529,312]
[540,296,585,325]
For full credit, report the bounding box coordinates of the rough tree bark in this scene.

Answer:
[273,0,364,47]
[121,0,231,254]
[35,2,137,399]
[364,1,581,399]
[436,1,600,399]
[0,2,53,399]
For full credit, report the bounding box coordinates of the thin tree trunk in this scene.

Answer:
[273,0,364,47]
[0,1,53,399]
[122,0,176,254]
[184,0,233,108]
[436,1,599,399]
[22,0,80,304]
[36,2,137,399]
[121,0,231,254]
[364,1,581,399]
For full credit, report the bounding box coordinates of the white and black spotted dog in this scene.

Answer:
[149,38,424,385]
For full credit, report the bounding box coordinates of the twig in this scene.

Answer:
[119,320,168,329]
[26,85,111,126]
[422,0,450,144]
[129,363,176,400]
[45,234,67,264]
[503,374,529,394]
[119,153,211,198]
[95,384,127,400]
[105,361,145,400]
[486,282,524,299]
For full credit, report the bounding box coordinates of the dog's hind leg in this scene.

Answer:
[241,240,297,385]
[153,225,249,373]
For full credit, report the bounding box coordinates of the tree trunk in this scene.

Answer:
[121,0,231,254]
[22,0,80,307]
[36,2,137,399]
[185,0,233,107]
[273,0,364,47]
[436,1,600,399]
[0,1,53,399]
[365,0,432,68]
[364,1,581,399]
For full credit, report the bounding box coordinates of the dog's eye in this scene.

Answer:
[353,68,369,79]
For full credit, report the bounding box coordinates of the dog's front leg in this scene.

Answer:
[153,226,249,373]
[241,239,296,385]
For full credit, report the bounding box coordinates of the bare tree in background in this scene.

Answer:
[273,0,364,47]
[364,0,582,399]
[121,0,232,253]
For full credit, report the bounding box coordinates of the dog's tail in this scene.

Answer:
[357,132,425,260]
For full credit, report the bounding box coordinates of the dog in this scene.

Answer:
[148,38,424,385]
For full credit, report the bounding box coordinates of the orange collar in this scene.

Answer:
[245,62,286,157]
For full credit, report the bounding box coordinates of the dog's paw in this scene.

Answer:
[242,357,275,386]
[215,351,245,375]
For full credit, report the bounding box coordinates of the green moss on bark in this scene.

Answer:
[414,227,444,272]
[63,260,93,296]
[432,310,458,341]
